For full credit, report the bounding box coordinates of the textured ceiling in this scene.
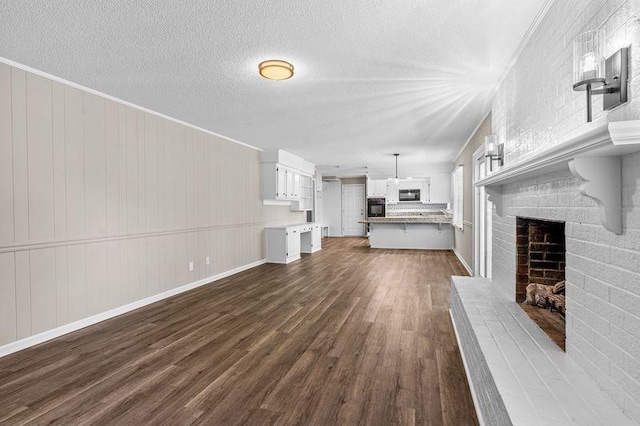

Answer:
[0,0,548,177]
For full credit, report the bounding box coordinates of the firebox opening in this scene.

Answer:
[516,217,566,351]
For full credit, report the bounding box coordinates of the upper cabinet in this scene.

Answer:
[262,149,316,211]
[263,163,301,201]
[386,181,399,203]
[429,174,451,204]
[367,179,387,197]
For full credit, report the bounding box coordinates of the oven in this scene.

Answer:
[367,198,386,217]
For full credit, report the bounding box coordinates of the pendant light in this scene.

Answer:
[394,153,400,184]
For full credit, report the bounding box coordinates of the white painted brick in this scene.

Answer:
[610,286,640,314]
[623,312,640,341]
[490,2,640,419]
[584,276,611,302]
[611,361,640,402]
[624,353,640,383]
[609,245,640,272]
[610,323,640,359]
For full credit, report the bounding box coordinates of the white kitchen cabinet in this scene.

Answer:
[367,179,387,198]
[301,223,322,253]
[277,165,287,199]
[263,163,310,203]
[429,174,451,203]
[263,163,295,200]
[386,181,399,203]
[421,180,430,203]
[266,223,322,263]
[266,226,301,264]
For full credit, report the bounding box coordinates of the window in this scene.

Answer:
[452,165,464,230]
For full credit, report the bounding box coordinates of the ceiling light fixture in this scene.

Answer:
[572,31,629,122]
[259,59,294,80]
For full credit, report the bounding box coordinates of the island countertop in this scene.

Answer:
[360,215,452,225]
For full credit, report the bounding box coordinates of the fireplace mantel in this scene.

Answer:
[476,120,640,234]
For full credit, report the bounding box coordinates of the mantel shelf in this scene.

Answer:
[475,120,640,235]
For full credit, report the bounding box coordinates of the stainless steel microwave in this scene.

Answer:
[399,189,420,202]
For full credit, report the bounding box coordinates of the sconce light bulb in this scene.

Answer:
[580,52,598,80]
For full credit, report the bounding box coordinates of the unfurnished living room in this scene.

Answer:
[0,1,639,425]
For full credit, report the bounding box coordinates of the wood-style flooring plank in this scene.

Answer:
[0,238,477,425]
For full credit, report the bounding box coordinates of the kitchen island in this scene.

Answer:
[361,214,453,250]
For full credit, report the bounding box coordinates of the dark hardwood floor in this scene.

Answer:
[0,237,478,425]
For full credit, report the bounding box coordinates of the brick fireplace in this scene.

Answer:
[515,218,565,301]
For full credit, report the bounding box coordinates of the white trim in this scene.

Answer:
[449,309,486,426]
[453,110,492,164]
[0,259,266,359]
[0,56,261,152]
[452,247,473,276]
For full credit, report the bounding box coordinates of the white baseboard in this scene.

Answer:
[452,247,473,276]
[0,259,266,359]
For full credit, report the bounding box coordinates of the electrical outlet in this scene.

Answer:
[188,261,194,272]
[205,256,210,266]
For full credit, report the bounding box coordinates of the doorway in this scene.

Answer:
[342,184,365,236]
[473,146,493,278]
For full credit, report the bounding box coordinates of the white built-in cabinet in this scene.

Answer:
[386,181,399,203]
[367,179,387,197]
[262,149,316,211]
[366,175,447,204]
[263,163,311,208]
[429,174,451,204]
[266,223,322,264]
[421,181,430,203]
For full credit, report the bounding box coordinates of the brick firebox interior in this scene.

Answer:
[515,217,566,302]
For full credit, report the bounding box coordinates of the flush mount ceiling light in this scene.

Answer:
[572,30,629,122]
[259,60,294,80]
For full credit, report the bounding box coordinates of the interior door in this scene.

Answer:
[342,184,365,236]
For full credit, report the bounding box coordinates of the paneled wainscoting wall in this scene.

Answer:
[0,62,303,349]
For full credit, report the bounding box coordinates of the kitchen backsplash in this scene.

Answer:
[386,203,449,216]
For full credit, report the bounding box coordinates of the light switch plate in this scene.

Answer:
[205,256,210,266]
[188,261,194,272]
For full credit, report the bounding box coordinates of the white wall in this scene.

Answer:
[322,181,342,236]
[490,1,640,421]
[0,62,303,348]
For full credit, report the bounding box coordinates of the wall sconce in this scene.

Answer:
[572,31,629,122]
[485,135,503,171]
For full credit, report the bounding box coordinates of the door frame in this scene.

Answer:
[473,145,492,278]
[342,184,366,237]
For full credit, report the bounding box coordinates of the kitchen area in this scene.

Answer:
[364,175,454,250]
[261,149,455,264]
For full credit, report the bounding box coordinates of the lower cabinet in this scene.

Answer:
[301,224,322,254]
[266,223,322,264]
